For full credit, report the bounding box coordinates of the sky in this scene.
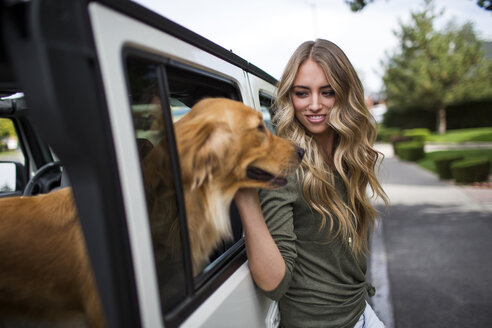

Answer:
[132,0,491,95]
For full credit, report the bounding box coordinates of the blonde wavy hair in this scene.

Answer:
[274,39,388,256]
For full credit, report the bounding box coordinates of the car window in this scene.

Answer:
[0,118,26,193]
[165,63,244,276]
[259,92,275,133]
[165,63,240,120]
[126,58,188,313]
[125,53,244,319]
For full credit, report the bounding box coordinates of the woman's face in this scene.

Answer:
[291,59,335,139]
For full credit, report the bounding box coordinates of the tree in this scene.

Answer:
[345,0,373,12]
[345,0,492,12]
[0,118,16,139]
[476,0,491,10]
[381,0,492,133]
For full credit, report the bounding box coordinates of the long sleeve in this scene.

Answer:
[258,174,298,300]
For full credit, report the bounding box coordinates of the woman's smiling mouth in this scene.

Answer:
[306,114,326,123]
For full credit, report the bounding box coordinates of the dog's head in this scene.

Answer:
[175,98,304,194]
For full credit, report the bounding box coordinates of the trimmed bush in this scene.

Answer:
[446,99,492,130]
[383,106,436,131]
[383,99,492,131]
[451,157,491,184]
[390,136,412,157]
[395,141,425,161]
[433,155,464,180]
[403,128,430,143]
[377,126,401,143]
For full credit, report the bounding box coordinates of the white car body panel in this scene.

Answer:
[89,3,276,327]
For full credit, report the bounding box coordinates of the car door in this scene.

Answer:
[2,0,278,327]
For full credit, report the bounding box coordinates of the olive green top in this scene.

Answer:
[258,171,375,328]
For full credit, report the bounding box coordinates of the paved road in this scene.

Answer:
[370,144,492,328]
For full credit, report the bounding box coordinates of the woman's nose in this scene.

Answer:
[310,95,322,111]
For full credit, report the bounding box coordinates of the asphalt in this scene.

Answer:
[369,144,492,328]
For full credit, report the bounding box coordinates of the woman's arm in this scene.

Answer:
[234,188,286,292]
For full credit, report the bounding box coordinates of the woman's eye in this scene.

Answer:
[294,91,308,97]
[322,90,335,97]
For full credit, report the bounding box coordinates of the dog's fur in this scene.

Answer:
[0,188,104,327]
[0,98,303,327]
[145,98,303,274]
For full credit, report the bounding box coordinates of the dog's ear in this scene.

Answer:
[177,120,232,190]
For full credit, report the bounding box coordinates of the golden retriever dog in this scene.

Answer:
[0,98,304,327]
[144,98,304,274]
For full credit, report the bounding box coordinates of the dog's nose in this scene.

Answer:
[295,147,305,160]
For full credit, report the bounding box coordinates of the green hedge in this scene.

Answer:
[377,126,401,142]
[395,141,425,161]
[451,157,491,184]
[390,136,412,157]
[383,107,436,131]
[383,99,492,131]
[433,155,464,180]
[447,99,492,130]
[403,128,430,143]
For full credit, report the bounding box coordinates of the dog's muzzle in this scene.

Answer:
[246,146,304,187]
[246,166,288,187]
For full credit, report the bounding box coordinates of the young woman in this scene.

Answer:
[235,39,388,327]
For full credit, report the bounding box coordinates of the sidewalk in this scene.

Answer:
[369,143,492,328]
[375,143,492,212]
[425,142,492,153]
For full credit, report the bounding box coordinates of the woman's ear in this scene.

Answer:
[176,119,232,190]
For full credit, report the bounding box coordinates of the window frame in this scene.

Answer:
[122,48,249,327]
[123,49,195,308]
[258,91,276,133]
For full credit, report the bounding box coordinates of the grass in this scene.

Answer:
[427,127,492,143]
[417,149,492,174]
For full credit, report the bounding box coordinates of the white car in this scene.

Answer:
[0,0,279,327]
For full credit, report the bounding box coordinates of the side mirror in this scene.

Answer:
[0,161,26,192]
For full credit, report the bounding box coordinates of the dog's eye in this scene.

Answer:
[257,124,266,132]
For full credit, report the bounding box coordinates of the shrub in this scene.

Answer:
[451,157,491,184]
[377,126,401,143]
[395,141,425,161]
[390,136,413,157]
[446,99,492,130]
[433,155,464,180]
[383,99,492,131]
[383,106,436,131]
[403,128,430,143]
